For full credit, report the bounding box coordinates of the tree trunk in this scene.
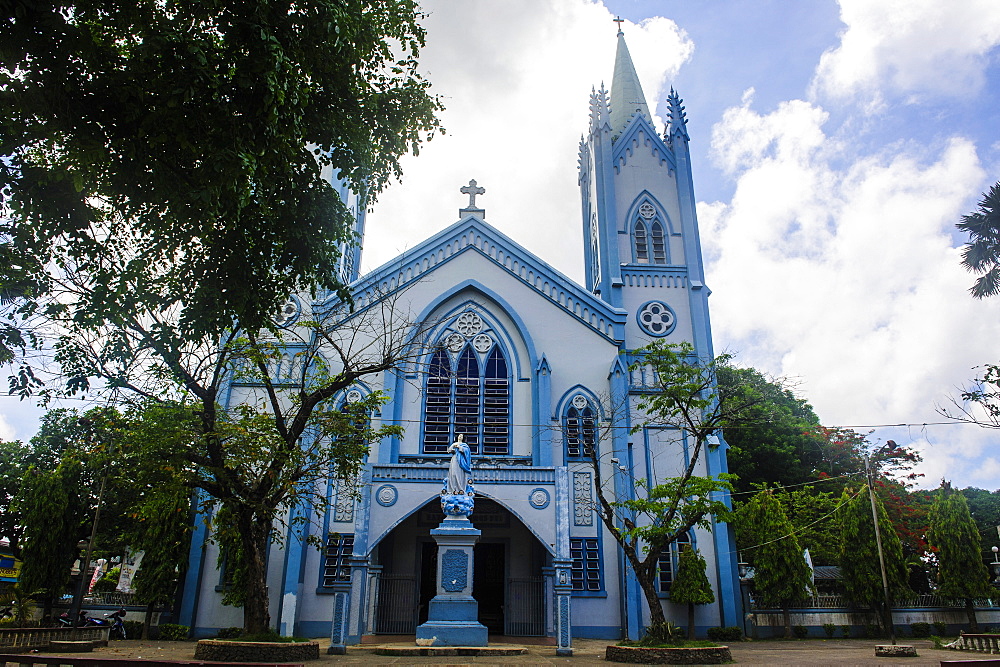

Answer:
[687,603,695,639]
[965,597,980,633]
[636,568,667,628]
[143,602,154,640]
[782,605,792,639]
[238,513,272,635]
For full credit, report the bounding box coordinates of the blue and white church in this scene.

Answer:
[178,29,740,649]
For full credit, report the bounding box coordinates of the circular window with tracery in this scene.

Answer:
[637,301,676,337]
[455,312,483,337]
[638,202,656,220]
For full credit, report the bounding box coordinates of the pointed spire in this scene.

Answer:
[609,27,652,136]
[666,87,689,142]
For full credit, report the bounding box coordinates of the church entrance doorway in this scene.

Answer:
[372,496,548,637]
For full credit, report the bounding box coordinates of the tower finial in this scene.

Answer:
[613,16,625,35]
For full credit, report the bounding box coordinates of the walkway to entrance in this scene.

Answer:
[32,637,1000,665]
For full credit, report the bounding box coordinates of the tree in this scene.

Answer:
[927,481,994,632]
[13,458,85,616]
[838,486,909,634]
[588,341,760,631]
[1,0,442,349]
[735,489,812,638]
[669,546,714,640]
[941,363,1000,430]
[957,181,1000,298]
[961,487,1000,560]
[717,365,822,493]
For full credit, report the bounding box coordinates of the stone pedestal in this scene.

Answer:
[415,513,488,647]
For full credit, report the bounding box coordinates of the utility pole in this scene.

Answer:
[863,450,896,645]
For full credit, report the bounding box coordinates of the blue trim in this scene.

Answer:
[611,114,677,176]
[621,190,679,236]
[534,355,552,466]
[177,492,209,629]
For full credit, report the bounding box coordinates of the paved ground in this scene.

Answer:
[24,637,1000,666]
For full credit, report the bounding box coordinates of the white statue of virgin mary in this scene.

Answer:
[444,433,473,495]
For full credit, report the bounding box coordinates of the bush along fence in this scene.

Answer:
[747,596,1000,638]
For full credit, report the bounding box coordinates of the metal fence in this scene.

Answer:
[373,575,417,634]
[505,577,545,636]
[754,594,1000,610]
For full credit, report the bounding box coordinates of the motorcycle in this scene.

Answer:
[104,608,127,640]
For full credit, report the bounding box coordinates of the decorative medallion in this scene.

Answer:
[637,301,677,337]
[529,488,550,509]
[472,333,493,353]
[572,394,589,410]
[638,202,656,220]
[455,311,483,337]
[445,332,465,352]
[375,484,398,507]
[345,389,362,403]
[275,298,300,327]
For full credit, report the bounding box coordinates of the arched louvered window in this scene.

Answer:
[422,347,452,452]
[422,343,510,455]
[634,220,649,263]
[565,402,596,458]
[658,532,693,592]
[650,220,666,264]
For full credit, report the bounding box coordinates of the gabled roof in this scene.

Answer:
[322,215,627,344]
[612,112,676,174]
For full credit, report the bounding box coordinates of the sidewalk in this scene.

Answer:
[48,637,1000,665]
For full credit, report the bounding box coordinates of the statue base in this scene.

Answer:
[415,513,487,647]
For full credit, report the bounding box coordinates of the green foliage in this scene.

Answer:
[822,623,836,638]
[123,620,143,638]
[927,481,994,629]
[216,627,244,639]
[793,625,808,638]
[863,623,880,638]
[957,181,1000,298]
[961,488,1000,563]
[933,621,948,636]
[840,625,850,638]
[706,626,743,641]
[13,458,85,603]
[671,546,715,606]
[911,622,931,638]
[93,566,120,593]
[734,489,812,608]
[639,621,685,646]
[837,487,910,611]
[717,365,821,493]
[1,0,442,349]
[157,624,190,641]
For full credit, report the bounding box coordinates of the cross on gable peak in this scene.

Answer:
[460,179,486,209]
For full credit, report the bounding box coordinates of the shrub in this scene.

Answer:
[933,621,948,636]
[93,567,121,593]
[822,623,836,638]
[639,621,685,646]
[840,625,851,638]
[863,623,880,638]
[793,625,808,638]
[158,623,189,641]
[931,635,947,649]
[123,620,143,639]
[217,627,243,639]
[706,626,743,642]
[0,618,14,628]
[910,622,931,638]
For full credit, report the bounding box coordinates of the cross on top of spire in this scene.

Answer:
[613,16,625,34]
[460,179,485,209]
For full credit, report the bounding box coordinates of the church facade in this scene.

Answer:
[177,30,740,647]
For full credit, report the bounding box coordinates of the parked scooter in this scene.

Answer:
[104,608,127,640]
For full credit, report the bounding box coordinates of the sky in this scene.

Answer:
[3,0,1000,492]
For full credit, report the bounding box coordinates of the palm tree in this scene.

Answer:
[958,181,1000,298]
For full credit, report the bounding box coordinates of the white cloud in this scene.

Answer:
[811,0,1000,107]
[362,1,693,281]
[0,413,14,441]
[704,92,1000,486]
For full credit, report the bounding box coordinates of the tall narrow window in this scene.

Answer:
[565,403,596,458]
[570,537,602,592]
[321,534,355,587]
[650,221,666,264]
[423,347,452,453]
[453,347,481,450]
[421,336,511,456]
[634,221,649,263]
[482,348,510,455]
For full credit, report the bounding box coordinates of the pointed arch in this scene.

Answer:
[634,220,649,264]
